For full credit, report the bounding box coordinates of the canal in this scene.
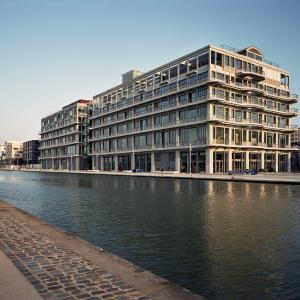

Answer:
[0,170,300,299]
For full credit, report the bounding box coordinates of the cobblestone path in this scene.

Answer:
[0,213,150,300]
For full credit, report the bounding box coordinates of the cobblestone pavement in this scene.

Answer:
[0,213,150,300]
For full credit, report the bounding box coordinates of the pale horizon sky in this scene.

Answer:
[1,0,300,144]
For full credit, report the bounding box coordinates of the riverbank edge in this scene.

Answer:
[0,199,203,300]
[4,168,300,184]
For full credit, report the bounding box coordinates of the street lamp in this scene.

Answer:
[189,143,192,175]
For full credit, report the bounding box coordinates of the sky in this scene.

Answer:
[0,0,300,143]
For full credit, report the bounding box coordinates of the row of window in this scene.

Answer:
[213,126,289,147]
[213,105,288,126]
[40,145,87,157]
[211,50,264,75]
[212,87,291,111]
[93,89,208,127]
[41,134,87,147]
[95,53,209,104]
[92,105,208,139]
[94,73,209,116]
[211,71,290,97]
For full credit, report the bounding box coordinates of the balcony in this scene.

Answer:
[236,68,265,82]
[285,94,298,103]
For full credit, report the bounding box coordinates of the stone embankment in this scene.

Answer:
[18,169,300,184]
[0,200,203,300]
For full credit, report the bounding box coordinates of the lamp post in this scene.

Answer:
[189,143,192,175]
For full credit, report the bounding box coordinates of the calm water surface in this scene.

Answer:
[0,171,300,299]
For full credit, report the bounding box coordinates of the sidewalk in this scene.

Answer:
[0,250,42,300]
[0,200,203,300]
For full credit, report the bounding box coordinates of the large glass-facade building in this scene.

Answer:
[90,45,298,173]
[40,99,92,170]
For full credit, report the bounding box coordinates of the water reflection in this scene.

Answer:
[0,171,300,299]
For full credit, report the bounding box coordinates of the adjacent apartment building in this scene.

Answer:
[90,45,298,173]
[40,100,92,170]
[23,140,40,166]
[4,141,23,165]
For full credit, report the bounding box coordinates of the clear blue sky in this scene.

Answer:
[0,0,300,143]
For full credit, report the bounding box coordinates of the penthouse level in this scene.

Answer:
[90,44,298,174]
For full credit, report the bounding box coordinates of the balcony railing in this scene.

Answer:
[91,77,209,119]
[41,118,78,134]
[236,68,265,82]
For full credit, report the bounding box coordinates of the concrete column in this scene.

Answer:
[207,103,214,120]
[287,152,291,172]
[261,151,265,170]
[92,156,96,170]
[207,124,214,145]
[206,148,214,174]
[175,129,180,146]
[131,153,135,170]
[245,151,250,170]
[175,150,180,172]
[229,127,232,145]
[151,152,155,172]
[100,156,104,171]
[114,155,118,171]
[228,149,233,171]
[275,151,279,172]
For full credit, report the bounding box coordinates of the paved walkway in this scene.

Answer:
[0,200,202,300]
[0,250,42,300]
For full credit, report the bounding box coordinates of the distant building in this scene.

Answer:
[4,141,23,165]
[0,144,5,159]
[40,99,92,170]
[23,140,40,166]
[291,127,300,147]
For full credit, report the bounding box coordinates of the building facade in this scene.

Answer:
[23,140,40,166]
[0,144,5,159]
[291,127,300,147]
[4,141,23,165]
[40,99,92,170]
[90,45,298,173]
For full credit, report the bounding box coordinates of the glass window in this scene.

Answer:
[154,132,162,144]
[198,71,208,80]
[211,51,216,64]
[225,55,229,66]
[198,125,207,142]
[216,107,224,117]
[154,116,161,125]
[235,59,242,69]
[179,61,187,74]
[216,52,223,66]
[199,105,207,117]
[179,94,187,103]
[189,57,197,70]
[169,130,176,144]
[170,66,178,78]
[198,53,209,67]
[161,115,169,125]
[188,75,198,85]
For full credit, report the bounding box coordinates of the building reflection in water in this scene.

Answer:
[1,171,300,299]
